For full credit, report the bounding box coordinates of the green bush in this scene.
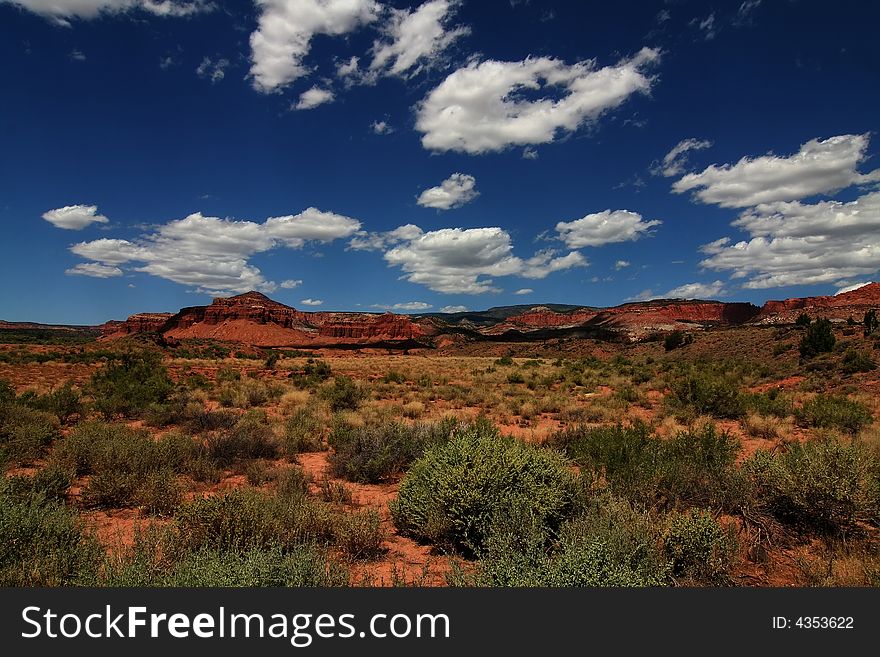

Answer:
[3,460,74,502]
[0,402,59,467]
[744,389,793,418]
[18,382,84,424]
[550,423,740,508]
[795,394,873,435]
[283,407,325,454]
[335,509,385,560]
[205,413,279,467]
[746,437,875,531]
[841,349,876,374]
[328,417,457,483]
[320,376,367,411]
[800,318,836,358]
[90,349,174,418]
[668,370,745,419]
[289,358,332,388]
[459,496,669,587]
[664,331,693,351]
[391,420,578,554]
[663,509,735,584]
[0,482,100,585]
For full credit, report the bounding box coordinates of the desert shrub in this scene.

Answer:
[863,309,878,337]
[495,355,514,366]
[146,394,237,433]
[667,370,745,419]
[800,318,836,358]
[391,420,578,554]
[772,342,793,357]
[382,370,407,384]
[137,468,182,515]
[205,413,279,467]
[402,401,425,419]
[171,489,335,554]
[795,313,812,327]
[664,330,693,351]
[18,382,84,424]
[796,394,873,435]
[550,423,739,508]
[245,459,278,486]
[743,389,793,418]
[841,349,876,374]
[460,495,669,587]
[335,509,385,560]
[90,349,174,418]
[264,351,280,369]
[319,478,353,505]
[506,371,525,384]
[321,376,367,411]
[0,380,14,404]
[746,437,875,532]
[183,454,222,483]
[328,417,458,483]
[282,406,325,454]
[289,358,332,387]
[3,459,74,502]
[0,402,59,467]
[164,545,348,587]
[276,467,311,500]
[0,482,100,585]
[663,509,735,584]
[742,413,789,440]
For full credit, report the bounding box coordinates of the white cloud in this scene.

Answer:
[439,304,468,313]
[415,48,659,154]
[614,260,630,270]
[522,147,539,160]
[383,226,586,294]
[371,120,393,134]
[196,56,229,83]
[69,208,360,294]
[416,173,479,210]
[294,86,335,110]
[835,281,872,295]
[701,191,880,289]
[653,137,712,177]
[249,0,379,93]
[336,55,360,77]
[348,223,423,251]
[300,298,324,306]
[280,279,302,289]
[369,0,468,78]
[391,301,432,311]
[513,288,533,295]
[692,13,717,40]
[1,0,212,25]
[664,280,726,299]
[42,204,109,230]
[65,262,123,278]
[555,209,661,248]
[673,134,880,208]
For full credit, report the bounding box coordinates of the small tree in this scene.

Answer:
[864,309,879,337]
[795,313,812,327]
[799,318,835,359]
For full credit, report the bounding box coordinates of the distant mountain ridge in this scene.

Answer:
[88,283,880,348]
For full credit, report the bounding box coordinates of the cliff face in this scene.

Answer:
[483,300,760,339]
[756,282,880,324]
[103,292,434,347]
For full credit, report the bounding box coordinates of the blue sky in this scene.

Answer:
[1,0,879,324]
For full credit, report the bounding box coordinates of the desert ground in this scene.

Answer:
[2,320,879,587]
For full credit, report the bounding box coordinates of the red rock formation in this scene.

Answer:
[100,313,173,337]
[756,282,880,324]
[104,292,435,347]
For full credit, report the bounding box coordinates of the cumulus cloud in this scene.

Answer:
[439,304,468,313]
[514,288,533,295]
[700,191,880,289]
[416,173,479,210]
[1,0,212,25]
[391,301,432,311]
[196,56,229,83]
[42,204,109,230]
[664,280,726,299]
[371,120,393,134]
[555,209,661,248]
[369,0,468,78]
[383,226,586,294]
[347,223,424,252]
[300,298,324,306]
[249,0,379,93]
[294,86,335,110]
[614,260,630,270]
[835,281,872,295]
[415,47,659,154]
[68,208,361,294]
[652,138,712,177]
[280,279,302,289]
[673,134,880,208]
[65,262,123,278]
